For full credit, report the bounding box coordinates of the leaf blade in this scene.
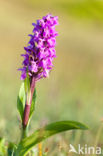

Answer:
[29,89,36,119]
[17,79,36,122]
[17,83,26,120]
[16,121,88,156]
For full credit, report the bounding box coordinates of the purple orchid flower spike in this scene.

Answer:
[19,14,58,81]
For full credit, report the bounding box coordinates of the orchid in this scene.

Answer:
[0,14,88,156]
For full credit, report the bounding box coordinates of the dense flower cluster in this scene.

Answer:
[19,14,58,80]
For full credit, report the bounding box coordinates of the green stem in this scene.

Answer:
[21,126,28,139]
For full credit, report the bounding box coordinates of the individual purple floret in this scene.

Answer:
[19,14,58,81]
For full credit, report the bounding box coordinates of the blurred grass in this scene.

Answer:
[1,0,103,155]
[58,0,103,21]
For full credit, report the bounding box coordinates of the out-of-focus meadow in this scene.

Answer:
[1,0,103,155]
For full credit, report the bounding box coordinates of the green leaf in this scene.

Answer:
[7,143,17,156]
[0,138,7,156]
[15,121,88,156]
[29,89,36,119]
[17,78,36,124]
[17,82,26,120]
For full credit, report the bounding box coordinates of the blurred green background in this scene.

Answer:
[1,0,103,155]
